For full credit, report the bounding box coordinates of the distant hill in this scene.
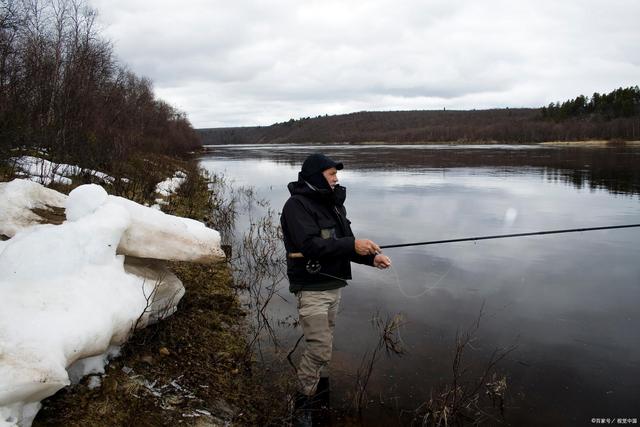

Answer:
[198,108,640,145]
[198,88,640,145]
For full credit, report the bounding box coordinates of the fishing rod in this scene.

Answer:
[288,223,640,261]
[379,223,640,249]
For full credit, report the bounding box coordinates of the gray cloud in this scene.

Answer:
[91,0,640,127]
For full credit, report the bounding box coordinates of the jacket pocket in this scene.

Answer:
[318,219,337,239]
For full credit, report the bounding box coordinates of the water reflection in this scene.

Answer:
[199,144,640,425]
[204,143,640,196]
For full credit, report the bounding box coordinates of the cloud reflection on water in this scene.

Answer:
[199,144,640,424]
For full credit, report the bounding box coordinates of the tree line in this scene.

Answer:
[542,86,640,120]
[199,103,640,145]
[0,0,200,170]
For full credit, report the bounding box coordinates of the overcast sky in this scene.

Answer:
[90,0,640,128]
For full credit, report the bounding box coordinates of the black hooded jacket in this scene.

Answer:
[280,175,375,292]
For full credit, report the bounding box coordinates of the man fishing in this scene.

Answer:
[280,153,392,420]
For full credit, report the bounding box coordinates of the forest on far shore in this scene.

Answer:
[198,87,640,145]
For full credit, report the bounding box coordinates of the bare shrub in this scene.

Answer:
[350,311,406,413]
[409,304,516,426]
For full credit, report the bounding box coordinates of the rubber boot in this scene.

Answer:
[315,377,331,409]
[293,392,314,427]
[313,377,332,426]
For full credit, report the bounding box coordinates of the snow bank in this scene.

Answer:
[10,156,116,186]
[0,181,223,426]
[0,198,150,426]
[155,171,187,197]
[1,180,226,262]
[113,193,225,262]
[0,180,67,237]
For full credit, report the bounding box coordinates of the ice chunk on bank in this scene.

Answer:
[64,183,108,220]
[110,194,225,262]
[155,171,187,197]
[0,180,225,262]
[0,201,152,426]
[0,181,223,426]
[0,180,67,237]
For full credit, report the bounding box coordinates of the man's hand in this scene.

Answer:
[374,254,392,269]
[355,239,381,255]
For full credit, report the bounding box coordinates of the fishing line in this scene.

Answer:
[310,260,452,299]
[295,223,640,298]
[386,263,452,299]
[377,223,640,297]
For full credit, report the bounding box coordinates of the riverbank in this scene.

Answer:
[348,139,640,146]
[33,260,265,426]
[539,140,640,146]
[1,154,279,426]
[201,139,640,149]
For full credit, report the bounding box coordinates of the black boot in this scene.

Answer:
[312,377,332,426]
[292,392,314,427]
[315,377,331,409]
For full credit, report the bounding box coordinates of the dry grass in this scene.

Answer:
[408,305,516,426]
[349,312,406,413]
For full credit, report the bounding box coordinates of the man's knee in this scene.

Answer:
[300,314,333,360]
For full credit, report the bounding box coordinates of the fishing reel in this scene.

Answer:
[306,259,322,274]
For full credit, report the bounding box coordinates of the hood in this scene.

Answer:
[287,175,346,207]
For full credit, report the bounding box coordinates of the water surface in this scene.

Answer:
[200,144,640,425]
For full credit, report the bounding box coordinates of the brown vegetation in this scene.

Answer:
[199,104,640,145]
[351,312,406,413]
[408,305,515,426]
[0,0,200,171]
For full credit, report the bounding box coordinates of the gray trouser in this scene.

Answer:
[296,288,342,396]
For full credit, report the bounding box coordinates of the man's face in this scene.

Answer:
[322,167,339,189]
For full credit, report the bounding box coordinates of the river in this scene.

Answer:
[200,143,640,425]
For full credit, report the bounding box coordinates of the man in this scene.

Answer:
[280,153,391,417]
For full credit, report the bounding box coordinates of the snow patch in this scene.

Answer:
[1,180,225,262]
[10,156,116,186]
[0,180,224,426]
[0,180,67,237]
[86,376,102,390]
[155,171,187,197]
[67,346,121,384]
